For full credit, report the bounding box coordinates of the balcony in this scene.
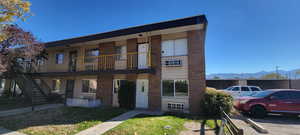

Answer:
[28,51,154,77]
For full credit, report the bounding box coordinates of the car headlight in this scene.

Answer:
[239,99,250,104]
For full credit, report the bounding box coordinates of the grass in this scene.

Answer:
[0,96,32,111]
[103,114,188,135]
[103,113,220,135]
[0,106,127,135]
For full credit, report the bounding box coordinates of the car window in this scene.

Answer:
[241,87,250,91]
[250,87,261,91]
[290,91,300,99]
[271,91,291,100]
[226,87,233,91]
[231,87,240,91]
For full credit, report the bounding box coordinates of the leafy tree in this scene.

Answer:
[1,0,31,42]
[261,73,286,79]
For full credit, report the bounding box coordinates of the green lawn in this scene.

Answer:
[0,96,32,111]
[103,114,219,135]
[0,106,127,135]
[103,114,188,135]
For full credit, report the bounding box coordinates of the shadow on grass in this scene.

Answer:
[0,106,127,135]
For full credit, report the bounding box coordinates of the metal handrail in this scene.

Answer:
[219,110,244,135]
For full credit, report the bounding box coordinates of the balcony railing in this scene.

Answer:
[78,51,152,72]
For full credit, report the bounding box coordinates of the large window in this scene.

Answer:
[55,53,64,64]
[162,80,188,97]
[84,48,99,63]
[161,39,187,57]
[82,79,97,93]
[52,79,61,92]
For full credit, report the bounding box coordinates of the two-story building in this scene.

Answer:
[9,15,208,114]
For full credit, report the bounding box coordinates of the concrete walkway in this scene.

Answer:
[75,110,163,135]
[0,104,64,117]
[0,127,26,135]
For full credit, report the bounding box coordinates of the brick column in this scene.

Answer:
[97,41,115,106]
[127,38,138,69]
[188,30,206,114]
[149,35,162,110]
[97,74,113,106]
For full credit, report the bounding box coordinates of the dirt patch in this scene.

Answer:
[180,122,214,135]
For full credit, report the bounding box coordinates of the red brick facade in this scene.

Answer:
[149,35,162,110]
[188,29,207,114]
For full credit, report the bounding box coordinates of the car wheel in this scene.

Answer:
[250,105,267,118]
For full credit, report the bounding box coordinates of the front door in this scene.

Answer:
[65,80,75,99]
[138,43,149,69]
[135,79,149,109]
[69,51,77,72]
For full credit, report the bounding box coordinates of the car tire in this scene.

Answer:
[250,105,267,118]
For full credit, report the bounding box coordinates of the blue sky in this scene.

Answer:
[19,0,300,74]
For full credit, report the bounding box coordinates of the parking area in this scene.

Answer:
[251,114,300,135]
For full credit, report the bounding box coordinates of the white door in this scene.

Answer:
[136,79,149,108]
[138,44,149,69]
[112,79,121,107]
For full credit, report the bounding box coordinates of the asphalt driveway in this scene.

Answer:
[251,114,300,135]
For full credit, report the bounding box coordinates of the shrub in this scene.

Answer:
[200,87,233,118]
[118,81,136,109]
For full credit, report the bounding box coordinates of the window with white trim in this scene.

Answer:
[162,80,188,97]
[82,79,97,93]
[161,39,187,57]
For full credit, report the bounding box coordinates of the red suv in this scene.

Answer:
[234,89,300,118]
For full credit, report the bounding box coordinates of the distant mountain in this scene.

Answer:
[206,69,300,79]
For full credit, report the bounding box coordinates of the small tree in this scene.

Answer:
[261,73,286,80]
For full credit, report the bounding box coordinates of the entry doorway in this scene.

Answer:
[135,79,149,109]
[112,79,126,107]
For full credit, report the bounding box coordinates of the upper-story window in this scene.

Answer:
[55,53,64,64]
[161,38,187,57]
[84,48,99,63]
[115,45,126,60]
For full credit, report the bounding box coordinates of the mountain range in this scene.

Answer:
[206,68,300,79]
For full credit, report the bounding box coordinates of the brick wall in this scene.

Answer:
[149,35,162,110]
[188,30,206,114]
[97,74,113,105]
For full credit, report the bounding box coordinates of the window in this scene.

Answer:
[241,87,250,91]
[161,39,187,57]
[175,80,188,96]
[115,45,126,60]
[226,87,233,91]
[290,91,300,99]
[82,79,97,93]
[52,79,61,92]
[250,87,260,91]
[231,87,240,91]
[84,48,99,63]
[55,53,64,64]
[162,80,188,97]
[271,91,290,100]
[162,80,174,96]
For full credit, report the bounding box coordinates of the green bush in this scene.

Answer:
[200,87,233,118]
[118,81,136,109]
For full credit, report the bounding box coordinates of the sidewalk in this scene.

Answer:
[0,127,26,135]
[75,109,163,135]
[0,104,64,117]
